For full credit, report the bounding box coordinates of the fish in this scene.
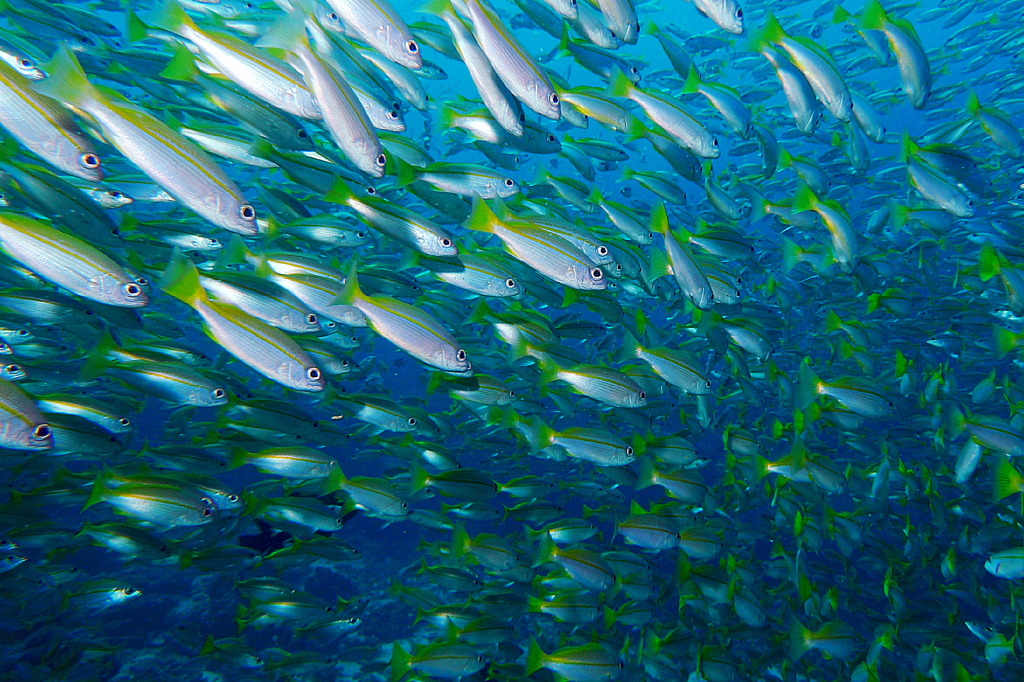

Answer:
[160,251,325,391]
[334,263,472,375]
[34,46,259,235]
[0,212,148,308]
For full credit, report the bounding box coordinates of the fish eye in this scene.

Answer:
[80,153,101,169]
[598,245,609,256]
[18,58,32,68]
[329,12,339,20]
[630,67,638,75]
[307,313,318,324]
[209,238,219,245]
[406,40,419,54]
[456,349,467,361]
[547,134,556,143]
[375,153,387,167]
[401,502,408,509]
[306,367,322,381]
[16,330,28,337]
[386,110,399,120]
[440,237,453,247]
[297,129,309,139]
[109,190,122,199]
[366,186,377,195]
[609,29,617,38]
[239,204,256,220]
[408,417,418,426]
[549,92,560,105]
[736,8,743,18]
[626,446,634,456]
[504,178,515,187]
[228,494,239,503]
[340,359,350,367]
[591,267,603,279]
[34,423,52,438]
[706,379,712,387]
[118,417,131,426]
[202,507,213,517]
[212,388,226,399]
[638,390,647,400]
[124,282,143,297]
[6,363,20,372]
[712,138,719,147]
[505,278,516,288]
[509,389,516,397]
[125,587,138,595]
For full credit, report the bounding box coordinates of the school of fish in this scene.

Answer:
[0,0,1022,679]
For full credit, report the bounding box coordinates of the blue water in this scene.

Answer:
[0,0,1022,680]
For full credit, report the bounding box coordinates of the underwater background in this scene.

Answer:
[0,0,1022,680]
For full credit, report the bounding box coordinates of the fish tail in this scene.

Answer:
[993,326,1020,358]
[388,642,411,681]
[160,41,200,81]
[125,10,150,44]
[993,458,1023,501]
[607,68,636,99]
[787,619,813,660]
[199,635,220,657]
[393,156,419,189]
[751,13,786,51]
[832,6,853,24]
[795,359,822,409]
[680,65,702,95]
[978,243,1003,282]
[898,131,920,163]
[965,90,981,116]
[323,465,347,494]
[887,200,909,230]
[214,235,254,269]
[790,183,818,214]
[335,261,364,306]
[619,328,642,363]
[525,638,547,676]
[325,178,356,204]
[535,356,561,387]
[622,114,646,142]
[227,447,249,470]
[407,462,432,495]
[860,0,888,30]
[159,250,208,307]
[418,0,454,17]
[553,24,573,61]
[824,310,843,333]
[256,10,310,52]
[649,201,669,236]
[464,198,499,234]
[83,470,113,510]
[450,522,471,559]
[80,330,118,381]
[635,456,656,489]
[145,0,195,34]
[33,45,97,108]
